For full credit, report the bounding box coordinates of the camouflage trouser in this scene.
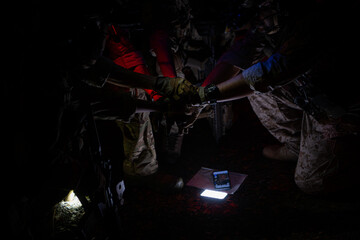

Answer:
[249,88,360,194]
[116,88,158,176]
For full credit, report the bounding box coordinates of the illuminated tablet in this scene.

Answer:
[200,189,228,199]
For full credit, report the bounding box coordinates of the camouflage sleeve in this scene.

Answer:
[242,53,289,92]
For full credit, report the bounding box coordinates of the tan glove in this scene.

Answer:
[154,77,200,102]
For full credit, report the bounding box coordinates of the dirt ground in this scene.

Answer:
[118,99,360,239]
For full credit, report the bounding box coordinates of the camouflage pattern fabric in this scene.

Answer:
[295,110,360,194]
[249,87,360,194]
[248,88,303,156]
[116,88,158,176]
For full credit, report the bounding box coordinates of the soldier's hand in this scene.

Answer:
[197,84,221,103]
[154,77,200,103]
[180,104,209,131]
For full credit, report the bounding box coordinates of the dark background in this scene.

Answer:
[5,1,360,239]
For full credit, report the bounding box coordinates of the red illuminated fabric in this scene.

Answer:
[150,29,177,78]
[106,26,160,100]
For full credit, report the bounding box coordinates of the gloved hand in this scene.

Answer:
[197,84,221,103]
[154,77,200,103]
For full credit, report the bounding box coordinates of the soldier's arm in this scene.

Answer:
[200,53,294,102]
[107,65,156,90]
[81,56,198,101]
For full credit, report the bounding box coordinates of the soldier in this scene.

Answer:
[197,0,360,194]
[6,0,198,238]
[141,0,198,164]
[103,25,187,189]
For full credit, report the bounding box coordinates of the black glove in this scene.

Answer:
[198,84,220,103]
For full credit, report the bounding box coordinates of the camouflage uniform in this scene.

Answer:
[241,53,360,195]
[248,85,360,194]
[106,27,158,176]
[212,8,360,193]
[116,88,158,176]
[248,89,302,157]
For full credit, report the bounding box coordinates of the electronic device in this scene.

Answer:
[213,170,231,190]
[200,189,228,199]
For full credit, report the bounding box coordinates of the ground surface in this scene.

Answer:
[118,99,360,239]
[52,99,360,239]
